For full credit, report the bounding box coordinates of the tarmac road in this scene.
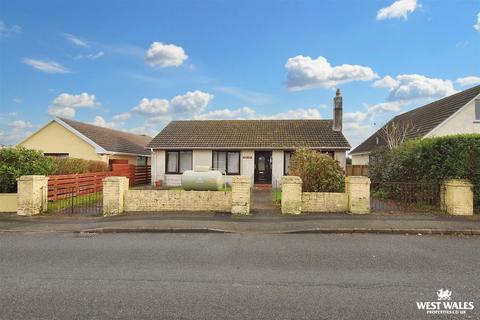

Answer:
[0,233,478,319]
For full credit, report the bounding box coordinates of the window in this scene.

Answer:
[475,100,480,121]
[44,153,69,158]
[166,151,192,174]
[137,156,147,166]
[284,151,292,175]
[212,151,240,175]
[320,150,335,158]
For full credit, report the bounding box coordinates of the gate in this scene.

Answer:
[371,182,441,213]
[48,186,103,215]
[47,173,106,216]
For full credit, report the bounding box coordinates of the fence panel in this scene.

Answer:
[371,181,441,213]
[346,165,368,176]
[134,165,151,186]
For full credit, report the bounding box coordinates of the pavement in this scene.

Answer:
[1,232,479,319]
[1,210,480,235]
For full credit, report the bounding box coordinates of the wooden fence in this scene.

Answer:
[135,165,151,186]
[346,165,369,177]
[47,172,111,201]
[48,165,151,201]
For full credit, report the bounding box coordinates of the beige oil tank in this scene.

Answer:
[181,166,225,191]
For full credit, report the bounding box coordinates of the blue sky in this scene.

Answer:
[1,0,479,148]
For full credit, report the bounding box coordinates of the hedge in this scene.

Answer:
[0,147,55,193]
[369,134,480,212]
[289,148,345,192]
[50,157,108,175]
[0,147,110,193]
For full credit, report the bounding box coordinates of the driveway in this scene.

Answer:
[0,233,478,319]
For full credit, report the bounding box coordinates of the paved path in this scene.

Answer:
[0,233,478,319]
[251,189,280,215]
[1,211,480,235]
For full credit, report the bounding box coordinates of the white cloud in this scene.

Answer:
[75,51,104,60]
[22,58,70,74]
[112,112,131,122]
[13,98,21,104]
[366,101,403,116]
[456,76,480,87]
[285,55,378,90]
[63,33,88,47]
[376,0,418,20]
[195,107,257,120]
[474,12,480,31]
[373,75,399,88]
[0,120,35,145]
[374,74,456,102]
[264,108,322,119]
[344,112,367,122]
[145,42,188,68]
[456,40,469,49]
[132,98,169,115]
[0,20,21,38]
[195,106,322,120]
[171,91,214,114]
[48,92,100,118]
[91,116,116,129]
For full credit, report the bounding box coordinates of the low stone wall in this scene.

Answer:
[124,190,232,212]
[282,176,371,215]
[0,194,17,212]
[302,192,347,213]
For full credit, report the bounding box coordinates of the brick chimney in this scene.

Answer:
[333,88,343,131]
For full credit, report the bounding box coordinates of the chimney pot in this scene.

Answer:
[333,88,343,131]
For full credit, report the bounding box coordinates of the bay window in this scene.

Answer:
[212,151,240,175]
[166,151,192,174]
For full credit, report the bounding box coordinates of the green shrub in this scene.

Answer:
[289,148,345,192]
[0,147,55,193]
[369,134,480,212]
[49,157,109,175]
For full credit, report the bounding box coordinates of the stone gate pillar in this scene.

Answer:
[17,175,48,216]
[103,176,129,216]
[346,176,371,214]
[281,176,302,215]
[442,179,473,216]
[231,176,251,215]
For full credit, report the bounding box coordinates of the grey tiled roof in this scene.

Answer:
[147,120,351,150]
[351,85,480,154]
[59,118,152,156]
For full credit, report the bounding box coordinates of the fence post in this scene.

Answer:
[231,176,251,215]
[442,179,474,216]
[103,176,129,216]
[346,176,371,214]
[281,176,302,215]
[17,175,48,216]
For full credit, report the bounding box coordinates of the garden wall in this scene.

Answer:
[302,192,347,212]
[124,190,232,212]
[0,194,17,212]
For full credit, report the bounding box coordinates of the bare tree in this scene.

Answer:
[380,121,416,150]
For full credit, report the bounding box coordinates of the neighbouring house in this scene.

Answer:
[350,85,480,165]
[19,117,152,165]
[147,90,351,187]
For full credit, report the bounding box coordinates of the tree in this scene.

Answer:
[289,148,345,192]
[381,121,416,150]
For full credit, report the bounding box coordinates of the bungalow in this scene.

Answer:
[350,85,480,165]
[147,90,351,187]
[19,117,152,165]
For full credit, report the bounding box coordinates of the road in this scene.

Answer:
[0,233,479,319]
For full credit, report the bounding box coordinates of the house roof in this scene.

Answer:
[350,85,480,154]
[147,120,351,150]
[57,118,152,156]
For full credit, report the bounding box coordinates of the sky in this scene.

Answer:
[0,0,479,148]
